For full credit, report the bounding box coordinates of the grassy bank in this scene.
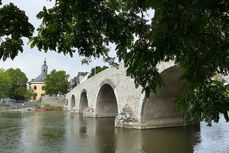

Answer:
[34,106,63,111]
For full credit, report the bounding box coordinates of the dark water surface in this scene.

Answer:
[0,111,228,153]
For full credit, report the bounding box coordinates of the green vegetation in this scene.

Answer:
[25,89,37,100]
[0,68,12,98]
[45,70,69,95]
[0,1,34,61]
[176,79,229,125]
[0,67,36,101]
[88,66,108,78]
[6,68,28,100]
[34,106,63,111]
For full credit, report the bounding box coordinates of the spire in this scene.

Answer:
[41,58,48,75]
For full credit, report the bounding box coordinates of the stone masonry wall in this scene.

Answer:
[42,96,65,107]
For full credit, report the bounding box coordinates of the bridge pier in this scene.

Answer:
[83,107,96,117]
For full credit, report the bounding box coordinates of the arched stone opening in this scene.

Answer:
[96,84,118,117]
[140,66,187,128]
[71,95,76,109]
[79,92,88,113]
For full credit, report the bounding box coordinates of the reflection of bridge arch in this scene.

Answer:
[71,95,76,109]
[140,66,187,128]
[96,84,118,117]
[79,90,88,113]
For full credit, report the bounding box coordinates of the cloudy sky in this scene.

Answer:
[0,0,115,81]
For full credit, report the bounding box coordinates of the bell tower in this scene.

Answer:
[41,58,48,75]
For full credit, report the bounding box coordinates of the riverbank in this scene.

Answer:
[0,102,41,110]
[0,107,34,112]
[0,106,64,113]
[34,106,63,111]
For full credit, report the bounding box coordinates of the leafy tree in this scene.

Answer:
[177,79,229,126]
[0,68,12,98]
[25,89,37,100]
[0,1,34,61]
[6,68,28,100]
[88,66,108,78]
[45,70,69,95]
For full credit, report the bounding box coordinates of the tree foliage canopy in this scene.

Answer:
[25,89,37,100]
[30,0,228,91]
[45,69,69,95]
[0,2,34,61]
[177,79,229,126]
[30,0,229,124]
[0,68,12,98]
[6,68,28,100]
[88,66,108,78]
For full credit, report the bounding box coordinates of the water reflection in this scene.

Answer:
[115,129,142,153]
[140,125,200,153]
[0,112,228,153]
[94,118,116,153]
[20,112,66,153]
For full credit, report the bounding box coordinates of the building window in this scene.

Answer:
[33,95,37,100]
[34,86,37,90]
[42,86,45,90]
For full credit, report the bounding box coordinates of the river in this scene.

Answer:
[0,111,228,153]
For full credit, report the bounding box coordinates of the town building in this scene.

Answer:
[69,72,88,89]
[28,59,48,101]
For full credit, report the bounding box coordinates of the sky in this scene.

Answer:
[0,0,115,81]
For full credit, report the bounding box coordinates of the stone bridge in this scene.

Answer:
[65,61,189,129]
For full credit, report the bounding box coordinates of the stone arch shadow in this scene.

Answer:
[95,79,119,117]
[139,65,187,129]
[71,94,76,110]
[79,89,88,113]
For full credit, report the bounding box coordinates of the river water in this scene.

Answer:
[0,111,228,153]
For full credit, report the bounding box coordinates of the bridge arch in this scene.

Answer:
[79,89,88,113]
[96,83,118,117]
[140,65,187,128]
[71,95,76,109]
[100,78,116,89]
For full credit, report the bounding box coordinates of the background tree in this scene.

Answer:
[0,68,12,99]
[88,66,108,78]
[0,1,34,61]
[30,0,229,125]
[45,70,69,95]
[25,89,37,101]
[6,68,28,100]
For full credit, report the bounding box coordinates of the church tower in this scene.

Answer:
[41,58,48,75]
[28,59,48,101]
